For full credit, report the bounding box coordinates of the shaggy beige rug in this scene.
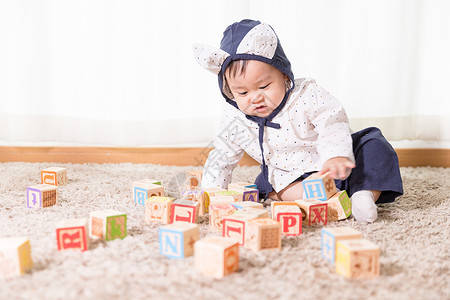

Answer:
[0,163,449,300]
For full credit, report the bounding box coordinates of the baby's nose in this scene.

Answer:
[251,92,264,103]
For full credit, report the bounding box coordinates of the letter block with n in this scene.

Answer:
[89,209,127,241]
[171,199,200,224]
[296,199,328,226]
[56,218,90,252]
[271,202,302,236]
[159,222,199,259]
[302,171,337,201]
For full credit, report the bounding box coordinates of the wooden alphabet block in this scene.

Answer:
[271,202,302,236]
[214,190,243,202]
[26,184,58,208]
[243,189,259,202]
[56,218,89,252]
[159,222,199,259]
[231,201,264,210]
[185,170,202,190]
[321,227,362,263]
[296,199,328,226]
[244,218,281,251]
[222,211,263,246]
[145,196,174,224]
[336,239,380,279]
[326,191,352,222]
[0,237,33,279]
[41,167,67,186]
[132,179,164,206]
[89,210,127,241]
[228,182,257,192]
[209,203,236,232]
[180,189,210,215]
[302,171,337,201]
[194,236,239,278]
[171,199,200,224]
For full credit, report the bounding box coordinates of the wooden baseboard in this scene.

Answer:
[0,147,448,167]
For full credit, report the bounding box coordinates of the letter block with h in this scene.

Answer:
[132,179,164,206]
[41,167,67,186]
[271,202,302,236]
[194,236,239,278]
[0,237,33,279]
[159,222,199,259]
[321,227,362,263]
[56,218,90,252]
[171,199,200,224]
[296,199,328,226]
[89,210,127,241]
[302,171,337,201]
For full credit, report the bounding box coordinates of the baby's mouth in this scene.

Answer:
[256,105,266,112]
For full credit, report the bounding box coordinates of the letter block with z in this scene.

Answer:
[56,218,90,252]
[41,167,67,186]
[159,222,200,259]
[194,236,239,278]
[271,202,302,236]
[336,239,380,279]
[321,227,362,263]
[296,199,328,226]
[89,210,127,241]
[132,179,164,206]
[0,237,33,279]
[171,199,200,224]
[302,171,337,201]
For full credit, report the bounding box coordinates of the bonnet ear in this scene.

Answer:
[193,43,230,75]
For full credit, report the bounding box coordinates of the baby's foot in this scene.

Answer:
[351,190,378,223]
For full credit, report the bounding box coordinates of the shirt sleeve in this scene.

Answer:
[306,83,355,167]
[201,109,245,189]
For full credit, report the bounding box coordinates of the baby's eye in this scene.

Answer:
[259,83,270,89]
[238,91,248,96]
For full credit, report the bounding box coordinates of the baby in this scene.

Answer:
[193,19,403,222]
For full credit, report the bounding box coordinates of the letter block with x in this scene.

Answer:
[56,218,90,252]
[89,210,127,241]
[296,199,328,226]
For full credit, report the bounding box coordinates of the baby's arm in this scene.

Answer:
[319,157,355,180]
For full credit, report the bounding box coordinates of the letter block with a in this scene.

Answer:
[41,167,67,186]
[26,184,58,208]
[321,227,362,263]
[56,218,90,252]
[159,222,200,259]
[271,202,302,236]
[325,191,352,222]
[296,199,328,226]
[0,237,33,279]
[245,218,281,251]
[145,196,174,224]
[302,171,337,201]
[89,210,127,241]
[209,203,236,232]
[336,239,380,279]
[194,236,239,279]
[171,199,200,224]
[132,179,164,206]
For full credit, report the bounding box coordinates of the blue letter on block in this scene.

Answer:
[134,187,147,206]
[159,228,184,259]
[303,180,326,201]
[321,229,336,263]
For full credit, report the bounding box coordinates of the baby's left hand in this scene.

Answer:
[319,157,355,180]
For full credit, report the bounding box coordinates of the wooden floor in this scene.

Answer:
[0,147,449,167]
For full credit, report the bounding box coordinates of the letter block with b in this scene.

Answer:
[132,179,164,206]
[56,218,90,252]
[271,202,302,236]
[89,210,127,241]
[159,222,199,259]
[302,171,337,201]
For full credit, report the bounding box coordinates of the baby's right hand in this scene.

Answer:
[319,157,355,180]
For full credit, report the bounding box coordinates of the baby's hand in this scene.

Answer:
[319,157,355,180]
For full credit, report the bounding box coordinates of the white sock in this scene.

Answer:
[351,190,378,223]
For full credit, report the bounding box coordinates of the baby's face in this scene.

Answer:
[226,60,288,118]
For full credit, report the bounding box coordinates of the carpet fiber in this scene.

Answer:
[0,163,449,300]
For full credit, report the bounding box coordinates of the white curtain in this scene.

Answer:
[1,0,449,147]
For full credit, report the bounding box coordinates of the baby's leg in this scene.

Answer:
[268,181,304,201]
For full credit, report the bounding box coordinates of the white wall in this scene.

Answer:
[0,0,449,147]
